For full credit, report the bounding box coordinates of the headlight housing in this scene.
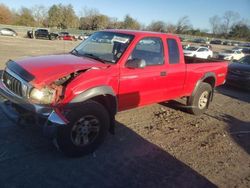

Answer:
[29,87,56,104]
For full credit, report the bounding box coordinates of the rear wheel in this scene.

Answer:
[187,82,212,115]
[56,100,110,157]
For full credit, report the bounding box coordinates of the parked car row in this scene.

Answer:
[189,37,250,47]
[192,38,207,44]
[27,29,86,41]
[27,29,58,40]
[182,43,250,61]
[0,27,90,41]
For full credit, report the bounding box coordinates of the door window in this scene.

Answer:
[167,39,180,64]
[131,37,164,66]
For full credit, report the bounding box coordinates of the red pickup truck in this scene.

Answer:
[0,30,228,157]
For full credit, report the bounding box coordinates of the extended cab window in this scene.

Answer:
[131,37,164,66]
[167,39,180,64]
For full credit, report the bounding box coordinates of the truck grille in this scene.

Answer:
[2,70,23,97]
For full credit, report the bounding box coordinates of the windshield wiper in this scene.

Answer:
[70,49,80,56]
[82,53,109,64]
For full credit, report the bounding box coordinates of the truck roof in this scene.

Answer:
[105,29,180,39]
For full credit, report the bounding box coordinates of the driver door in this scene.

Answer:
[118,37,167,111]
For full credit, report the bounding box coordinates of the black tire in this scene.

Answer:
[56,100,110,157]
[187,82,212,115]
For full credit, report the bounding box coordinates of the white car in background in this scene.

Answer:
[0,28,18,36]
[183,46,213,59]
[218,49,245,60]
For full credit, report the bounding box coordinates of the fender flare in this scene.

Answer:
[68,86,118,134]
[191,72,216,98]
[68,85,118,116]
[188,72,216,106]
[70,86,116,103]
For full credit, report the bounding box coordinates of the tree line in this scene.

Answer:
[0,3,249,41]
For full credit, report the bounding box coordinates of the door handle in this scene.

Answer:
[160,71,167,76]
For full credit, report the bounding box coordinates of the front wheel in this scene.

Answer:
[187,83,212,115]
[56,100,110,157]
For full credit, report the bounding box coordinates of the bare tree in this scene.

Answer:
[107,17,122,29]
[165,23,177,33]
[81,7,99,17]
[147,21,166,32]
[79,7,102,30]
[32,5,48,27]
[223,11,240,34]
[209,15,222,34]
[176,16,192,34]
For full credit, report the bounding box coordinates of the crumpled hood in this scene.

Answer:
[14,54,109,85]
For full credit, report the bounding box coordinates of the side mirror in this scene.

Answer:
[126,58,146,69]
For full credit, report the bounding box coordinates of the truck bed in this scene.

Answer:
[183,57,228,96]
[184,56,228,64]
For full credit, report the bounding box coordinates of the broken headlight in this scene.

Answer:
[29,87,56,104]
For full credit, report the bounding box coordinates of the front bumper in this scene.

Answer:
[0,80,67,126]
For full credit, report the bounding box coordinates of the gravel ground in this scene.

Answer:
[0,36,249,188]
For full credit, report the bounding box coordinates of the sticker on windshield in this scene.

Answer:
[112,36,129,43]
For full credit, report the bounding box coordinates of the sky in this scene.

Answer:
[1,0,250,30]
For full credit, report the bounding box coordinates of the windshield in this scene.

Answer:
[237,56,250,65]
[73,31,134,64]
[186,46,198,51]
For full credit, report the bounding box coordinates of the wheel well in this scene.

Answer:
[203,77,215,88]
[90,95,117,134]
[90,95,117,117]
